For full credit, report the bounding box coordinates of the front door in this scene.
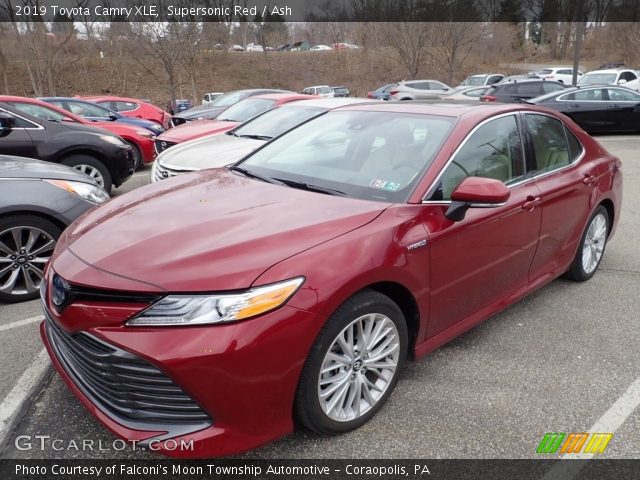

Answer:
[423,114,542,338]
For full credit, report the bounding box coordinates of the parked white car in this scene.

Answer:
[229,44,244,51]
[246,43,264,52]
[456,73,504,89]
[301,85,334,97]
[534,67,583,85]
[578,68,640,90]
[311,45,332,51]
[201,92,224,106]
[387,80,452,100]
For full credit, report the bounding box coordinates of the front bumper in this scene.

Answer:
[41,300,327,458]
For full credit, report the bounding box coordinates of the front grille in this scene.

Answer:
[153,162,187,182]
[126,149,135,174]
[154,139,177,155]
[45,313,212,436]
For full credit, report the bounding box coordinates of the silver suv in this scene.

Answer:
[387,80,451,100]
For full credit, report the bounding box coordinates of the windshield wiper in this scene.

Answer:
[275,178,347,196]
[228,165,285,185]
[226,130,239,137]
[238,134,272,140]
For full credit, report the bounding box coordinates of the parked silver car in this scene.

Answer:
[151,98,375,182]
[0,156,108,303]
[387,80,451,100]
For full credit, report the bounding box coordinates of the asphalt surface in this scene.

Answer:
[0,139,638,460]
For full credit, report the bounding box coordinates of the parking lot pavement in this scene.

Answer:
[1,138,639,460]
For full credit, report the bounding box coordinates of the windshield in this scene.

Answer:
[234,105,326,139]
[218,98,277,122]
[579,73,616,85]
[211,91,250,107]
[238,110,454,203]
[463,76,486,86]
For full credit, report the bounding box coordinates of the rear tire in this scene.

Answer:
[61,155,112,193]
[295,290,407,434]
[564,205,609,282]
[0,215,61,303]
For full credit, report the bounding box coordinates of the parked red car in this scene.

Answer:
[1,96,155,171]
[80,96,172,130]
[154,93,313,154]
[41,102,621,458]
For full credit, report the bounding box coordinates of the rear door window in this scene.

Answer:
[517,83,543,96]
[525,114,572,174]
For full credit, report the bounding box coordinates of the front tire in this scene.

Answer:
[61,155,112,193]
[565,205,609,282]
[125,141,142,171]
[295,290,407,434]
[0,215,61,303]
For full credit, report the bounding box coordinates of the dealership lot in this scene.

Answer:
[1,135,638,459]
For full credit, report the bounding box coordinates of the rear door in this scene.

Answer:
[423,113,542,337]
[560,88,612,132]
[524,113,596,279]
[604,87,640,132]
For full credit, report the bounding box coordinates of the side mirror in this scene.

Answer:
[445,177,510,221]
[442,87,450,91]
[0,112,15,131]
[108,113,118,121]
[618,79,627,85]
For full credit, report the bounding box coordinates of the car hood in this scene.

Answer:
[174,106,226,120]
[0,155,101,183]
[158,120,238,143]
[59,169,390,292]
[159,133,263,170]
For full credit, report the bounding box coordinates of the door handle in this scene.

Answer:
[522,196,541,211]
[583,175,596,186]
[609,104,620,108]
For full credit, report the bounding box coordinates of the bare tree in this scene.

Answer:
[383,23,431,79]
[428,22,484,85]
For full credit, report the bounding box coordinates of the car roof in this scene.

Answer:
[248,93,314,102]
[281,98,377,108]
[585,69,628,74]
[333,101,556,120]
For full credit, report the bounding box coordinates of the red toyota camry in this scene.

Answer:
[40,102,622,458]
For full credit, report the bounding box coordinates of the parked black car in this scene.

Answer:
[171,89,291,126]
[0,155,109,303]
[527,85,640,133]
[480,80,567,103]
[0,103,133,192]
[332,86,350,97]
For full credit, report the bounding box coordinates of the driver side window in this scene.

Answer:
[428,115,524,201]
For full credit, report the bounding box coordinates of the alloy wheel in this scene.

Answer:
[317,313,400,422]
[73,164,105,188]
[581,212,607,275]
[0,226,55,296]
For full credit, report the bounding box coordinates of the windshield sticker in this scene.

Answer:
[370,179,401,191]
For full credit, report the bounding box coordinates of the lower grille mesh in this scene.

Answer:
[45,313,212,435]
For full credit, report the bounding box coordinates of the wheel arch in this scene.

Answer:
[599,198,615,238]
[0,209,68,232]
[364,281,421,360]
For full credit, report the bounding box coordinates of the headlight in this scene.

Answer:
[100,135,126,146]
[127,277,304,326]
[135,129,154,138]
[45,179,110,204]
